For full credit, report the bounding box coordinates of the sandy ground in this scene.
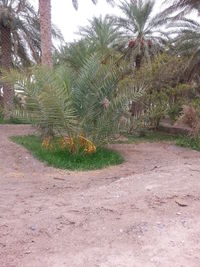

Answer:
[1,125,200,267]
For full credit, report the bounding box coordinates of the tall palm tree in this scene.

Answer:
[39,0,115,67]
[39,0,52,68]
[0,0,62,119]
[116,0,169,69]
[0,0,42,119]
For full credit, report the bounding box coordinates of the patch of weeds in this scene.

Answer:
[126,130,200,152]
[176,135,200,151]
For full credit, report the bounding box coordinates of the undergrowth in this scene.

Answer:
[126,131,200,152]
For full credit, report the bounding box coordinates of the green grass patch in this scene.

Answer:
[0,116,4,124]
[175,135,200,151]
[126,131,177,144]
[11,135,124,171]
[126,131,200,152]
[0,116,30,125]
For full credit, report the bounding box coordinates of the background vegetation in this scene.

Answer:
[1,0,200,168]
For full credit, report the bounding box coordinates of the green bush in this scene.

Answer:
[133,53,198,127]
[5,54,144,152]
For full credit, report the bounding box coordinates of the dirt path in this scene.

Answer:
[1,125,200,267]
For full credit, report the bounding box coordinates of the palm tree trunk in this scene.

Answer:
[130,53,142,116]
[39,0,53,68]
[135,54,142,70]
[1,24,14,120]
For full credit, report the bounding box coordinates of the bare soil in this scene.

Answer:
[1,125,200,267]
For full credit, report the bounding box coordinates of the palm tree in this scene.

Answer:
[0,0,42,119]
[116,0,169,69]
[39,0,115,67]
[78,15,121,56]
[54,39,94,72]
[55,14,122,73]
[169,18,200,81]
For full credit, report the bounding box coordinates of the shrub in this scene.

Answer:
[5,54,144,153]
[133,53,198,127]
[176,105,200,138]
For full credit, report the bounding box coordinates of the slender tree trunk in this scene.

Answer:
[1,24,14,120]
[39,0,53,68]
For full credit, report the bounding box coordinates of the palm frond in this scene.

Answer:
[161,0,200,18]
[72,0,114,10]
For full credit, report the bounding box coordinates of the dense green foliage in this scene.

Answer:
[11,135,124,170]
[52,1,200,141]
[132,53,199,127]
